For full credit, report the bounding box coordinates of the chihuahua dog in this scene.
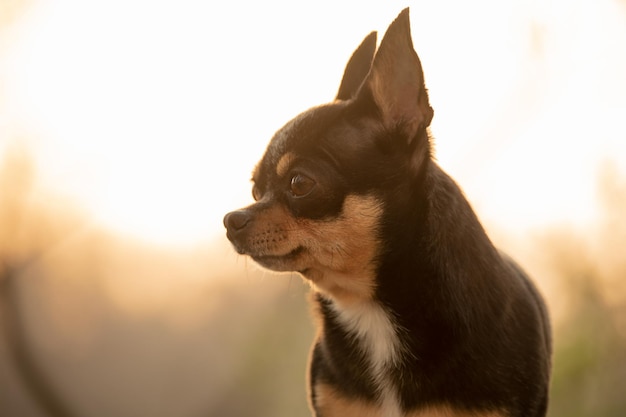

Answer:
[224,8,551,417]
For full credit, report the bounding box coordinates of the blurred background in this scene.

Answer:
[1,0,625,416]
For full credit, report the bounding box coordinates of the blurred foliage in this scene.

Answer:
[0,146,314,417]
[1,146,625,417]
[543,163,626,417]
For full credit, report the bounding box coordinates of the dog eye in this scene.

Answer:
[290,174,316,197]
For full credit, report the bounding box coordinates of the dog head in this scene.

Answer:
[224,8,434,303]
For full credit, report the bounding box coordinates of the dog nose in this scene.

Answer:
[223,210,252,232]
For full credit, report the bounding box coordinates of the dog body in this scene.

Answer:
[224,9,551,417]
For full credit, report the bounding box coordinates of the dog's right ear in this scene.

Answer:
[359,9,433,140]
[335,31,377,101]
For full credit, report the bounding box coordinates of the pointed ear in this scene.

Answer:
[336,31,377,101]
[361,8,433,138]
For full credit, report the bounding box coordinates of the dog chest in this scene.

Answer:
[329,299,404,417]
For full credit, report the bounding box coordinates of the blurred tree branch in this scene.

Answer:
[1,262,78,417]
[0,147,81,417]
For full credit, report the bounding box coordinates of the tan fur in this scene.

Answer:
[314,383,508,417]
[407,406,508,417]
[276,151,296,177]
[314,383,382,417]
[303,195,382,304]
[244,194,382,304]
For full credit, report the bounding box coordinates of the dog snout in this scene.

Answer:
[223,210,252,234]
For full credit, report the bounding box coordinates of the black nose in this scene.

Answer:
[223,210,252,232]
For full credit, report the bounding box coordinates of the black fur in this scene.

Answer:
[224,8,551,417]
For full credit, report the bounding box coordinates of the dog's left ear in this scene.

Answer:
[360,8,433,140]
[336,31,377,101]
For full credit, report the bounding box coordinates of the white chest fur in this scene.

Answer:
[330,300,404,417]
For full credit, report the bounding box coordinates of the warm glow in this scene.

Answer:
[2,2,626,416]
[3,0,626,245]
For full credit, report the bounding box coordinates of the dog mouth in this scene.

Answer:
[251,246,305,268]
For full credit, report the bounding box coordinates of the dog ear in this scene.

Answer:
[361,8,433,140]
[336,31,377,101]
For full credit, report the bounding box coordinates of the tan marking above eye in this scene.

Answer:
[276,152,296,177]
